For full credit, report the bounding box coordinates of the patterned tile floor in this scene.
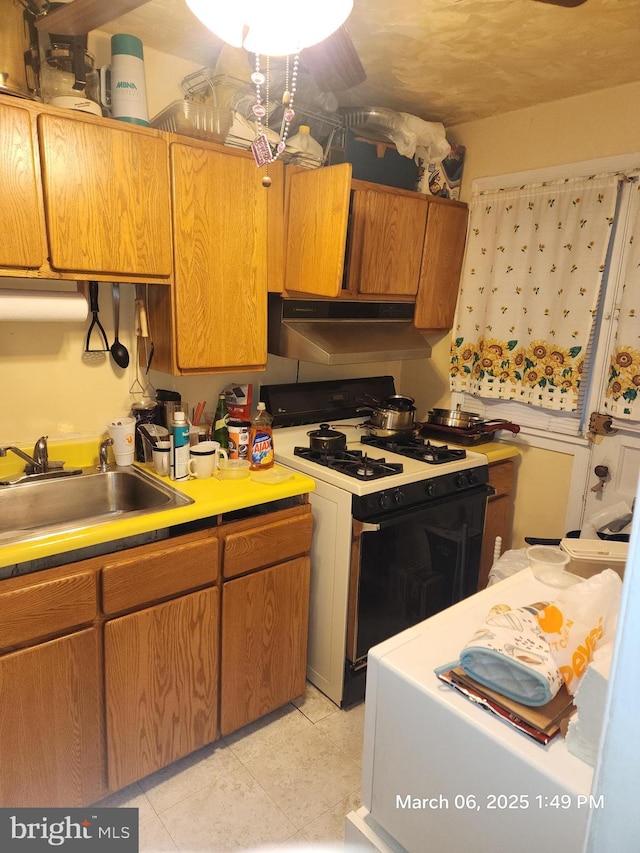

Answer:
[97,684,365,852]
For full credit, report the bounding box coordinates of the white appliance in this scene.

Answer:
[262,377,493,707]
[345,569,594,852]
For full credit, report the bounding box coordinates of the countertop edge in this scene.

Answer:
[0,453,316,573]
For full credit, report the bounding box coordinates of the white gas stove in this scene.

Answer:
[273,417,488,497]
[261,377,493,707]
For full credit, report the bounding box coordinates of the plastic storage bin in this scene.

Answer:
[559,538,628,580]
[526,545,572,586]
[150,100,232,142]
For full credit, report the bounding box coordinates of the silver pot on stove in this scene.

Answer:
[358,393,416,432]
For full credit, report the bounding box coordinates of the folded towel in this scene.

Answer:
[460,604,563,707]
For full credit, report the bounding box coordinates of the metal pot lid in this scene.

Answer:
[307,423,346,439]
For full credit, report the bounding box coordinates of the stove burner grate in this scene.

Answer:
[294,446,403,480]
[360,433,466,464]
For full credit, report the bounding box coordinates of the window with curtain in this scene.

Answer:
[602,178,640,421]
[450,174,621,414]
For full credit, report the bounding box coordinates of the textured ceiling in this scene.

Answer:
[99,0,640,127]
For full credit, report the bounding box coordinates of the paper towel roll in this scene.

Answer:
[0,289,89,322]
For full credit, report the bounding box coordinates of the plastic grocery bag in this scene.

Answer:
[536,569,622,695]
[388,113,451,163]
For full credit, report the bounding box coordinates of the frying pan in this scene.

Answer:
[426,406,484,429]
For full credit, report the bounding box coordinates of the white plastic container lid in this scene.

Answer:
[559,538,628,563]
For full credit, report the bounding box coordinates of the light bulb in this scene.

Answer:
[185,0,353,56]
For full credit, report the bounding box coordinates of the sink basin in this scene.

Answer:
[0,466,194,546]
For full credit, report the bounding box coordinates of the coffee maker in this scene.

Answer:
[37,2,101,116]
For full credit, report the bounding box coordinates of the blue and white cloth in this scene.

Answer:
[459,603,563,707]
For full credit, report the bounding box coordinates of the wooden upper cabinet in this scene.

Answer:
[285,163,351,296]
[37,113,172,278]
[414,199,468,329]
[348,185,428,297]
[0,103,46,270]
[170,142,274,372]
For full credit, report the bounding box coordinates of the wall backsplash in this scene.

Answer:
[0,273,416,444]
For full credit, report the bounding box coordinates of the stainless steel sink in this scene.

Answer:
[0,467,194,546]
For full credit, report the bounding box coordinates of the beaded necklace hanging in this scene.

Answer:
[250,52,299,187]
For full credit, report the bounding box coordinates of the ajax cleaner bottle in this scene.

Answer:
[249,402,274,471]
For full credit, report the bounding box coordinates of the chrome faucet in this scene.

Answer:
[0,435,49,474]
[98,437,114,472]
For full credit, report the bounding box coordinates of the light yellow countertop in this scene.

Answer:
[471,440,521,464]
[0,438,315,572]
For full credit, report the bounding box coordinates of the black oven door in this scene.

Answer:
[347,485,492,668]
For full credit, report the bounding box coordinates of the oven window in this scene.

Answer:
[352,490,488,664]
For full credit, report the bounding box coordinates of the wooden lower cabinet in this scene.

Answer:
[0,627,105,807]
[0,502,312,804]
[221,556,310,736]
[104,586,219,791]
[478,460,516,590]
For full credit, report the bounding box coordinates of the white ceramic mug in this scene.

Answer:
[107,416,136,466]
[188,440,228,479]
[152,440,171,476]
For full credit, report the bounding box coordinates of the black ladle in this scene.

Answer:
[110,283,129,368]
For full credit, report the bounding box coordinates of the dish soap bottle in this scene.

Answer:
[213,393,229,449]
[249,402,274,471]
[170,411,190,481]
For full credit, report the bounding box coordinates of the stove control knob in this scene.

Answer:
[379,493,392,510]
[425,481,437,497]
[455,473,468,489]
[467,470,480,486]
[393,490,406,506]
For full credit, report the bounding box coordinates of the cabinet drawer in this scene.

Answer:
[0,569,97,652]
[488,460,514,499]
[223,511,313,579]
[102,534,218,615]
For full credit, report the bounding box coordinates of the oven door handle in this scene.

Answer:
[356,485,496,533]
[356,483,495,530]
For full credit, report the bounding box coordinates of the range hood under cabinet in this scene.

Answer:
[267,295,432,365]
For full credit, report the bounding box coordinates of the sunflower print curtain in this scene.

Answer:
[602,178,640,420]
[451,174,620,412]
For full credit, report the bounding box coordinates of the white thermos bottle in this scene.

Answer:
[103,33,149,126]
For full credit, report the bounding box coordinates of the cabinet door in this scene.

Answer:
[414,200,468,329]
[171,144,270,370]
[104,586,219,791]
[0,104,46,270]
[221,556,310,735]
[348,188,428,297]
[285,163,351,296]
[0,628,105,807]
[38,113,172,277]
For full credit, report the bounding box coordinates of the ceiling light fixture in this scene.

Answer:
[185,0,353,183]
[185,0,353,56]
